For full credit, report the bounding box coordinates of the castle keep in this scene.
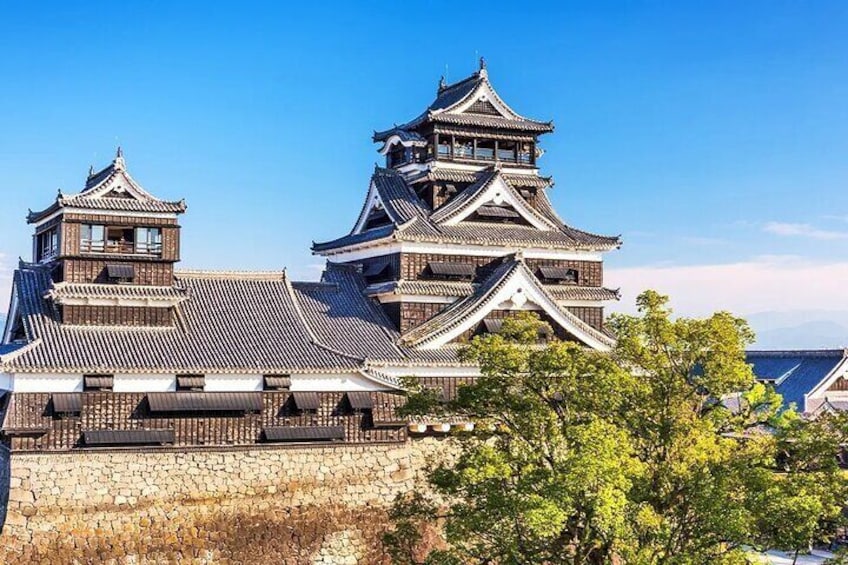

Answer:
[0,63,621,561]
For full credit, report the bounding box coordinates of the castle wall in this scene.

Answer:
[0,438,450,564]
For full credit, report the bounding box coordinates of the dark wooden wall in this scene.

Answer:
[3,391,407,452]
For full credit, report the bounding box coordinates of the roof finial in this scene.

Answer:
[113,145,126,171]
[87,164,94,178]
[438,75,447,91]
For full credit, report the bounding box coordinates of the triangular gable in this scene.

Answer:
[435,72,525,122]
[430,171,557,231]
[402,259,615,352]
[78,161,158,202]
[803,353,848,406]
[352,179,401,234]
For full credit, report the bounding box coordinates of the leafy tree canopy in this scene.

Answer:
[384,291,848,565]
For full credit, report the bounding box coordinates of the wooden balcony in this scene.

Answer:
[80,240,162,256]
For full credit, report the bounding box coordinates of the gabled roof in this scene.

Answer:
[313,168,621,253]
[373,66,554,143]
[430,169,557,230]
[747,349,848,412]
[400,257,616,351]
[0,265,365,375]
[27,149,186,223]
[0,261,469,376]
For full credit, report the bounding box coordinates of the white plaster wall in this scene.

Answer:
[204,374,263,392]
[291,373,383,392]
[12,373,82,392]
[0,372,11,390]
[113,374,176,392]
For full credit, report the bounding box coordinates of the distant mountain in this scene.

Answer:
[746,311,848,350]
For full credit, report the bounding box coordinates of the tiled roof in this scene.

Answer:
[412,168,553,189]
[27,153,186,223]
[291,264,408,363]
[747,350,848,411]
[313,168,620,253]
[2,261,475,375]
[373,70,553,142]
[46,282,189,302]
[546,286,621,301]
[400,258,616,349]
[365,280,619,302]
[3,265,364,374]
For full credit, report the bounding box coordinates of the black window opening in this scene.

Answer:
[264,375,292,391]
[362,260,394,284]
[106,226,135,254]
[388,145,408,168]
[83,429,175,447]
[262,426,344,443]
[427,261,475,281]
[147,392,262,413]
[538,266,579,285]
[292,392,320,413]
[52,393,82,416]
[36,227,59,262]
[106,264,135,283]
[477,317,552,342]
[345,391,373,412]
[468,204,529,226]
[176,375,205,391]
[84,375,114,391]
[477,318,503,335]
[363,205,392,231]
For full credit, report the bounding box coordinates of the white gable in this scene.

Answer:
[436,173,556,231]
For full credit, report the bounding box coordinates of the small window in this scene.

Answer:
[136,227,162,255]
[36,227,59,262]
[84,375,114,391]
[362,260,393,284]
[427,261,475,281]
[106,226,135,254]
[106,264,135,283]
[475,139,495,161]
[264,375,291,390]
[538,266,578,285]
[176,375,205,391]
[80,224,105,253]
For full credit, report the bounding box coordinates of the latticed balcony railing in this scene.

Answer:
[435,142,534,165]
[80,240,162,255]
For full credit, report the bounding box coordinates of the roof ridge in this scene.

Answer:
[437,71,483,95]
[175,270,287,281]
[747,349,847,357]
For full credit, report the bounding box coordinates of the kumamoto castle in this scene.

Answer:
[1,62,847,561]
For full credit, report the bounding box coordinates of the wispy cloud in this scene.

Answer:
[763,221,848,240]
[607,255,848,317]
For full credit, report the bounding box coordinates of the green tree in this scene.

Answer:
[383,292,848,564]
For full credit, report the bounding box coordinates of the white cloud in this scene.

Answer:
[763,221,848,240]
[606,255,848,317]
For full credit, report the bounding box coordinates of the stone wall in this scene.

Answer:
[0,438,450,564]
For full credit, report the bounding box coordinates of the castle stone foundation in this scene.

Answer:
[0,438,448,564]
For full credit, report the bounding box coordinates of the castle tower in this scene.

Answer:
[313,61,621,350]
[21,148,187,328]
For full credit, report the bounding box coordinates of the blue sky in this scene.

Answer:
[1,1,846,317]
